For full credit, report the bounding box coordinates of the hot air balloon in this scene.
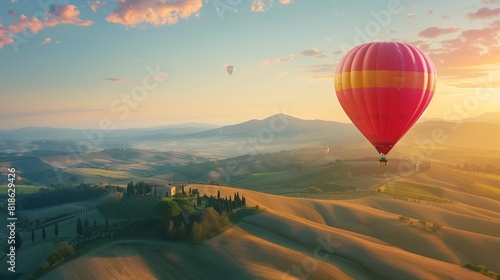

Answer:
[334,42,436,166]
[321,147,330,154]
[226,65,234,76]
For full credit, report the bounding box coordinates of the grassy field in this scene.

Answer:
[0,184,44,194]
[72,168,135,179]
[468,183,500,201]
[382,181,449,202]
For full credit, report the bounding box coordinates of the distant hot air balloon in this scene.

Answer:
[321,147,330,154]
[334,42,436,165]
[226,65,234,76]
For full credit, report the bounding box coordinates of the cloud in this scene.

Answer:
[408,12,415,17]
[451,79,500,88]
[47,4,93,26]
[427,10,433,16]
[481,0,499,3]
[306,62,336,73]
[418,25,461,38]
[105,78,124,83]
[251,0,267,12]
[41,37,52,44]
[89,1,107,13]
[0,4,93,49]
[301,48,327,58]
[251,0,291,12]
[0,108,103,119]
[8,10,17,16]
[261,54,297,65]
[106,0,202,27]
[0,28,14,49]
[468,7,500,20]
[425,20,500,82]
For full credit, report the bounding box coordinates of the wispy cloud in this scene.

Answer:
[0,108,103,119]
[468,7,500,19]
[106,0,202,27]
[305,63,336,73]
[418,25,461,38]
[408,12,415,17]
[301,48,327,58]
[8,10,17,16]
[88,1,107,13]
[261,54,297,65]
[105,78,123,83]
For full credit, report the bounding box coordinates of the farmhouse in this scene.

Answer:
[154,184,176,197]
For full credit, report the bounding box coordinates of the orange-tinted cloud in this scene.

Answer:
[106,0,202,27]
[418,25,461,38]
[468,7,500,19]
[0,28,14,48]
[251,0,267,12]
[89,1,107,13]
[425,20,500,84]
[251,0,291,12]
[41,37,52,44]
[47,4,93,26]
[0,4,93,49]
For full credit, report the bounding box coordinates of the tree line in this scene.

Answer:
[19,184,107,210]
[201,190,247,214]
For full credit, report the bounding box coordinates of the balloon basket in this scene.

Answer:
[378,160,388,166]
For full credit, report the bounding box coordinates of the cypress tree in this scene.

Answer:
[77,218,83,234]
[15,232,22,249]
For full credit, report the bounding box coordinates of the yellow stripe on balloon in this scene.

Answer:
[335,70,436,91]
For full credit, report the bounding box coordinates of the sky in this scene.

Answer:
[0,0,499,129]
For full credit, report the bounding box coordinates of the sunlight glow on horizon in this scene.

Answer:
[1,1,499,129]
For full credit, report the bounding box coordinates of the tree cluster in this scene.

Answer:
[126,181,153,196]
[203,192,246,214]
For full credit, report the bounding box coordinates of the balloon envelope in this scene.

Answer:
[226,65,234,75]
[334,42,436,155]
[321,147,330,154]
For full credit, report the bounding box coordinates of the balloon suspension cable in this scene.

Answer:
[378,153,388,166]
